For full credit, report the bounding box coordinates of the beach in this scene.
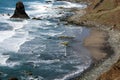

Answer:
[75,27,120,80]
[65,0,120,79]
[67,11,120,80]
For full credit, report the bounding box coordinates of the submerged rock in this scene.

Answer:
[32,17,42,20]
[9,77,18,80]
[11,1,30,19]
[61,41,69,46]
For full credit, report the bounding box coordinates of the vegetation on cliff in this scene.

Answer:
[97,58,120,80]
[68,0,120,29]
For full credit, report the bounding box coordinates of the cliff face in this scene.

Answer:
[87,0,119,12]
[97,58,120,80]
[84,0,120,29]
[86,0,120,80]
[68,0,120,29]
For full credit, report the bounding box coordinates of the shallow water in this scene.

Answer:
[0,0,91,80]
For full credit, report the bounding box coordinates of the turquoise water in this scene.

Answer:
[0,0,91,80]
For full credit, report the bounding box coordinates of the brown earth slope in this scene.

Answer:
[83,0,120,80]
[86,1,120,80]
[68,0,120,29]
[97,58,120,80]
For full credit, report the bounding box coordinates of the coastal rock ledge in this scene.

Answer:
[11,1,30,19]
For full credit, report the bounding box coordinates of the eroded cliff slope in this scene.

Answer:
[68,0,120,29]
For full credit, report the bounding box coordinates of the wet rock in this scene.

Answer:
[58,36,75,39]
[32,17,42,20]
[61,41,69,46]
[11,1,30,19]
[8,77,18,80]
[45,0,52,3]
[7,13,10,16]
[23,71,33,76]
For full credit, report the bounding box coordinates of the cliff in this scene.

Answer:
[97,58,120,80]
[68,0,120,29]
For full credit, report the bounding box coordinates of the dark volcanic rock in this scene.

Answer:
[9,77,18,80]
[11,1,30,19]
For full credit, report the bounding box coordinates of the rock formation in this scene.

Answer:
[68,0,120,29]
[9,77,18,80]
[11,1,30,19]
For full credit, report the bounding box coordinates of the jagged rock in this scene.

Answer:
[11,1,30,19]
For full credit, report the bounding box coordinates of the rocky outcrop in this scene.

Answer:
[87,0,120,12]
[11,1,30,19]
[97,58,120,80]
[68,0,120,29]
[9,77,18,80]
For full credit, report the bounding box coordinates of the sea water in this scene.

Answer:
[0,0,91,80]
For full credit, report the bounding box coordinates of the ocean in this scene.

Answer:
[0,0,92,80]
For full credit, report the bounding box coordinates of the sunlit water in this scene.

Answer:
[0,0,92,80]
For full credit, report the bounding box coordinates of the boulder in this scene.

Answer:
[11,1,30,19]
[9,77,18,80]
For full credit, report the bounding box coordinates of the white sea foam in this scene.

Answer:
[40,31,64,36]
[0,15,33,52]
[0,15,28,41]
[9,20,28,30]
[7,61,20,68]
[0,31,15,42]
[0,34,28,52]
[26,2,52,16]
[21,76,44,80]
[0,54,20,67]
[53,1,87,8]
[54,66,88,80]
[0,54,9,66]
[27,59,60,64]
[26,1,86,18]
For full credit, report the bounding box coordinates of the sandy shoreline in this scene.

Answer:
[68,27,115,80]
[63,2,120,79]
[76,28,120,80]
[68,25,120,80]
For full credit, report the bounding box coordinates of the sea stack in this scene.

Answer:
[11,1,30,19]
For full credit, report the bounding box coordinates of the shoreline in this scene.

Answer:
[75,27,120,80]
[69,26,116,80]
[63,1,120,79]
[66,19,120,80]
[67,16,120,80]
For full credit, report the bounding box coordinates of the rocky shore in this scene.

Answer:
[74,25,120,80]
[65,0,120,80]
